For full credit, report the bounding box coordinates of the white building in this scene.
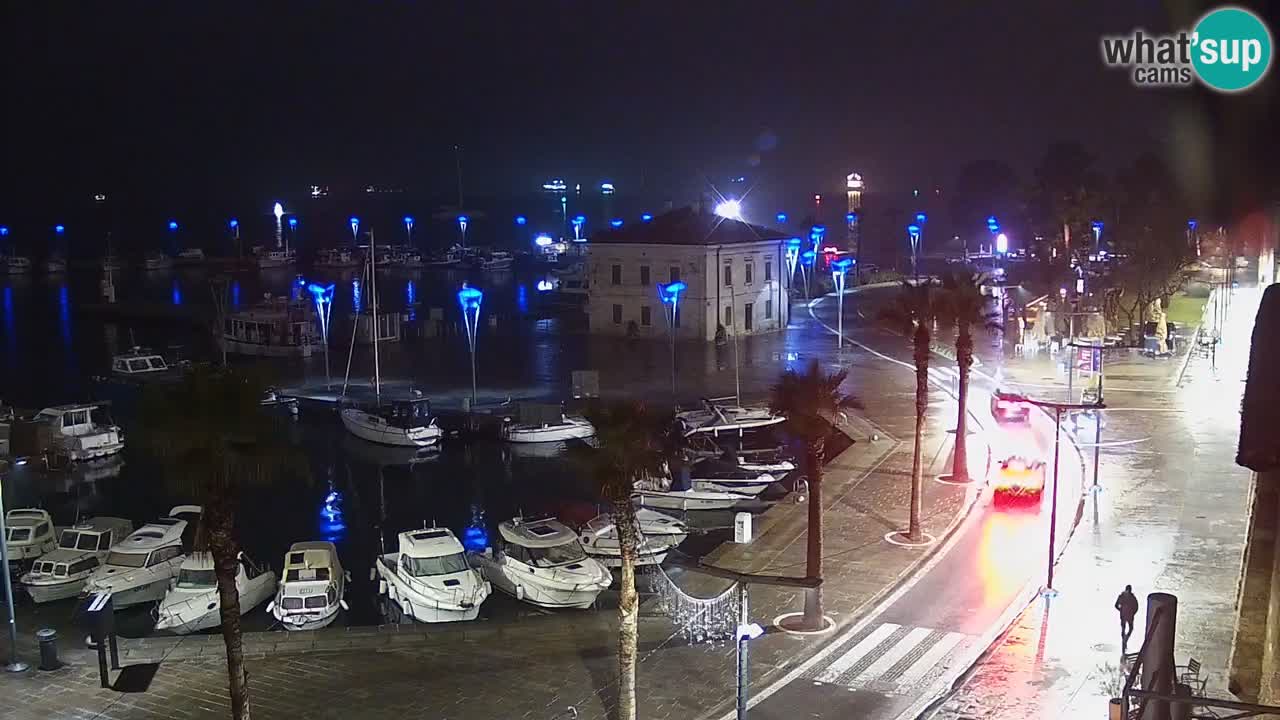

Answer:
[586,207,793,341]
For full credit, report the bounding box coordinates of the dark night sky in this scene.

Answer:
[2,2,1276,219]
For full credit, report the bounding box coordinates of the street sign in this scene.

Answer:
[1076,347,1101,374]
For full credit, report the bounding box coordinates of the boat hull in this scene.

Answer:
[477,561,607,609]
[501,423,595,444]
[690,480,770,495]
[23,577,89,603]
[221,337,313,358]
[87,577,170,607]
[637,491,748,511]
[375,558,489,623]
[342,409,441,448]
[274,605,340,631]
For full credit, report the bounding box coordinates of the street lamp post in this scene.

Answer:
[572,215,585,242]
[457,215,470,248]
[458,285,483,406]
[0,461,30,672]
[304,281,335,389]
[229,219,240,259]
[289,217,299,256]
[831,257,853,349]
[800,250,816,299]
[907,224,922,281]
[404,216,415,249]
[658,281,687,403]
[349,216,360,246]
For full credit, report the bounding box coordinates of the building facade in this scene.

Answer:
[585,207,792,341]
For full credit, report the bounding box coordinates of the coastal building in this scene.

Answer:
[585,206,792,341]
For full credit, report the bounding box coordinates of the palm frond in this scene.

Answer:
[770,359,862,442]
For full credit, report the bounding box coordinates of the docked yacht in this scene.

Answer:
[155,551,278,634]
[2,255,32,275]
[687,458,777,495]
[108,348,187,384]
[500,406,595,444]
[314,248,361,268]
[82,505,202,607]
[676,399,786,438]
[221,296,317,358]
[476,251,514,271]
[44,255,67,274]
[269,541,348,631]
[471,518,611,609]
[422,247,463,267]
[20,517,134,603]
[341,397,442,448]
[175,248,206,266]
[374,527,491,623]
[577,509,689,567]
[255,247,297,269]
[142,252,173,271]
[33,404,125,461]
[5,509,57,567]
[634,475,755,511]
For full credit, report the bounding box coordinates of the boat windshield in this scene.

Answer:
[60,531,100,550]
[105,551,148,568]
[59,531,81,549]
[177,568,216,588]
[6,528,30,541]
[402,553,469,577]
[529,542,587,567]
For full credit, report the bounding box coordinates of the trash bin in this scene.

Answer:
[36,627,59,670]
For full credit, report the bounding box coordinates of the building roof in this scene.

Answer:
[590,207,790,247]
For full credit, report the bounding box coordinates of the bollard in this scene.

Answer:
[1141,592,1178,720]
[36,628,58,670]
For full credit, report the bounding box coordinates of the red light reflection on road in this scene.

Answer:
[975,510,1041,606]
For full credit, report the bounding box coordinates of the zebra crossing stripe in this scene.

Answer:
[851,626,934,685]
[893,630,966,685]
[813,623,899,684]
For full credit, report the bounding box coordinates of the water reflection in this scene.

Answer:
[3,285,14,356]
[231,280,241,310]
[171,278,182,306]
[58,285,71,348]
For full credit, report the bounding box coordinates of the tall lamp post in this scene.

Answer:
[572,215,586,242]
[457,215,470,248]
[0,460,30,672]
[304,281,335,388]
[349,216,360,246]
[845,212,859,283]
[785,238,801,287]
[800,250,816,299]
[809,225,825,261]
[831,257,853,349]
[658,281,687,402]
[907,223,922,281]
[289,217,299,254]
[458,285,483,406]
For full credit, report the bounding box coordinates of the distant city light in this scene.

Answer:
[600,182,616,195]
[535,234,554,247]
[0,227,8,236]
[228,219,238,230]
[776,212,788,223]
[996,232,1009,254]
[167,220,178,231]
[273,202,284,220]
[536,279,554,292]
[846,172,864,190]
[515,215,527,226]
[641,213,653,222]
[714,199,742,220]
[289,217,298,229]
[915,212,927,224]
[814,194,822,202]
[610,218,624,228]
[542,178,567,192]
[54,225,65,234]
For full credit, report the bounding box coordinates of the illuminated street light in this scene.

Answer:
[0,227,8,236]
[457,215,469,246]
[831,257,854,349]
[572,215,586,241]
[907,223,922,281]
[610,218,624,228]
[168,220,179,231]
[641,213,653,223]
[349,216,360,244]
[785,237,802,287]
[714,199,742,220]
[54,225,65,235]
[534,233,554,248]
[300,279,335,388]
[514,215,527,226]
[457,285,484,405]
[996,232,1009,255]
[776,212,788,224]
[658,281,687,400]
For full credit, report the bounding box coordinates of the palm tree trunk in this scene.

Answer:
[951,325,973,482]
[209,510,250,720]
[802,441,825,629]
[909,325,929,541]
[614,498,640,720]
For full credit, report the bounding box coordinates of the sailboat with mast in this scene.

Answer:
[339,230,443,448]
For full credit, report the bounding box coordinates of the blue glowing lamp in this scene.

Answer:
[349,216,360,235]
[658,280,687,305]
[457,285,484,312]
[986,215,998,226]
[457,214,469,225]
[610,218,623,228]
[289,217,298,229]
[831,257,854,274]
[810,224,826,236]
[801,250,817,266]
[0,226,8,236]
[573,214,586,226]
[776,212,788,224]
[1187,218,1198,231]
[641,213,653,222]
[915,212,927,224]
[846,212,858,223]
[228,219,238,230]
[168,220,178,231]
[403,215,414,226]
[787,237,803,252]
[515,215,527,226]
[534,234,554,247]
[306,282,335,306]
[907,223,921,238]
[1091,220,1104,233]
[55,224,66,234]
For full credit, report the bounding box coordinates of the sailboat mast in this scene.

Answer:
[370,230,381,403]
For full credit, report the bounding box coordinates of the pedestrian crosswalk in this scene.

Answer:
[802,622,973,694]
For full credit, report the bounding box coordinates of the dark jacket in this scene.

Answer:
[1116,591,1139,619]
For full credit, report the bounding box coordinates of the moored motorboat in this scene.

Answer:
[142,252,173,271]
[500,407,595,444]
[269,541,348,631]
[4,509,57,569]
[155,551,278,634]
[20,517,134,603]
[635,487,754,512]
[471,518,611,609]
[676,398,786,438]
[31,404,125,461]
[577,509,688,567]
[314,248,361,268]
[175,248,206,266]
[82,505,202,607]
[2,255,33,275]
[261,387,299,416]
[374,527,490,623]
[687,458,776,495]
[341,398,442,447]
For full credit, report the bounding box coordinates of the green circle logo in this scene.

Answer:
[1192,6,1273,92]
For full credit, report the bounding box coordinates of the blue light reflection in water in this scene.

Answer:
[58,285,71,348]
[405,280,417,320]
[171,279,182,306]
[516,284,528,314]
[352,279,362,313]
[319,489,346,543]
[3,286,14,355]
[231,280,241,310]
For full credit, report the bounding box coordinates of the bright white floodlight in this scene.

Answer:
[714,199,742,220]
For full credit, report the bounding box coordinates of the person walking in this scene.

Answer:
[1115,585,1139,647]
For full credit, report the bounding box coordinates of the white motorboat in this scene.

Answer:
[2,255,32,275]
[684,434,796,475]
[142,252,173,271]
[635,487,754,512]
[341,398,442,448]
[269,541,348,631]
[20,517,133,603]
[314,248,361,268]
[44,255,67,274]
[374,527,491,623]
[472,518,611,609]
[32,404,125,461]
[155,551,278,634]
[501,413,595,444]
[687,459,776,496]
[175,248,206,266]
[397,251,425,269]
[108,347,188,384]
[83,505,202,607]
[577,509,689,567]
[5,509,57,567]
[476,251,514,271]
[261,388,299,416]
[255,247,297,268]
[676,399,786,438]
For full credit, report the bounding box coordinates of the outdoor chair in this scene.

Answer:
[1178,657,1206,694]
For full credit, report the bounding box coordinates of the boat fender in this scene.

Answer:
[339,599,349,611]
[515,584,524,601]
[378,579,387,595]
[369,568,376,581]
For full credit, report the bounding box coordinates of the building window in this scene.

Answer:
[670,266,680,283]
[612,304,622,324]
[611,264,622,285]
[640,265,650,285]
[641,305,652,326]
[765,299,773,319]
[765,260,773,282]
[744,303,754,331]
[745,262,754,285]
[723,304,733,327]
[723,264,733,287]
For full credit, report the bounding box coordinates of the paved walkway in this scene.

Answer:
[0,290,985,720]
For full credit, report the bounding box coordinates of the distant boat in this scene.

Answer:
[1,255,32,275]
[315,248,361,268]
[255,247,297,269]
[221,296,317,358]
[174,248,206,266]
[142,252,173,271]
[43,255,67,274]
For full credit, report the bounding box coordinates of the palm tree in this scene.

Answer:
[937,271,1001,483]
[879,281,938,541]
[136,368,303,720]
[574,400,670,720]
[770,359,862,630]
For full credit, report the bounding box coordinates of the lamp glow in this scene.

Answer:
[846,212,857,223]
[289,217,298,229]
[610,218,623,228]
[515,215,527,226]
[273,202,284,221]
[776,212,788,223]
[536,279,553,292]
[996,232,1009,254]
[600,182,615,195]
[534,234,554,247]
[641,213,653,222]
[714,199,742,220]
[168,220,178,231]
[0,227,8,236]
[458,285,484,403]
[915,212,927,224]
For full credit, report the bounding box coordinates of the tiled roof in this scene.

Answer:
[590,207,790,246]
